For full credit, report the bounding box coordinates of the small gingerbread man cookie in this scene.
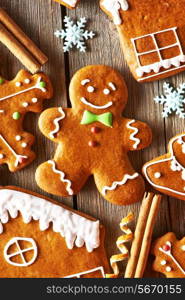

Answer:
[152,233,185,278]
[143,133,185,201]
[36,65,152,206]
[53,0,79,9]
[0,70,53,172]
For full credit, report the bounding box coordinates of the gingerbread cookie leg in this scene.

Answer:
[94,156,145,205]
[35,156,90,197]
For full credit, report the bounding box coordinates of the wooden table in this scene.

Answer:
[1,0,184,277]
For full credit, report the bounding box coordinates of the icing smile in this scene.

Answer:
[80,97,113,110]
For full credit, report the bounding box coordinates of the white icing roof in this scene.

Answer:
[0,189,100,253]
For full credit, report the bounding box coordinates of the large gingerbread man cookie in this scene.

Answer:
[35,65,152,205]
[143,133,185,201]
[0,70,53,172]
[152,233,185,278]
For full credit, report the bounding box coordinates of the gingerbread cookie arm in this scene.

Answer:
[123,119,152,151]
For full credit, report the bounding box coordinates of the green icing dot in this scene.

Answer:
[39,81,46,88]
[0,78,4,85]
[12,112,21,120]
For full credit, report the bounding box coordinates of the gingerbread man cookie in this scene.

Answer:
[143,133,185,201]
[0,70,53,172]
[53,0,79,9]
[36,65,152,206]
[152,233,185,278]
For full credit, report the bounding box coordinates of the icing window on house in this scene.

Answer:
[131,27,185,81]
[64,266,105,278]
[4,237,38,267]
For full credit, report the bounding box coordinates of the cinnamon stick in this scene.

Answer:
[0,23,41,74]
[0,8,48,65]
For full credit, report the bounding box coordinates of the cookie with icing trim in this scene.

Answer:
[53,0,80,9]
[36,65,152,205]
[152,233,185,278]
[0,70,53,172]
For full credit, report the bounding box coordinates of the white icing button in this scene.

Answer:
[15,82,21,87]
[24,79,30,84]
[154,172,161,179]
[166,266,172,272]
[15,135,21,141]
[87,86,95,93]
[23,102,29,107]
[160,260,167,266]
[103,88,110,95]
[0,154,4,159]
[32,98,38,103]
[181,245,185,251]
[0,110,4,113]
[21,142,27,148]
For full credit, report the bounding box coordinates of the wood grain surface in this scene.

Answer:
[0,0,184,277]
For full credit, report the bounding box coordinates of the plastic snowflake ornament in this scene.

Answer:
[154,82,185,118]
[55,16,95,53]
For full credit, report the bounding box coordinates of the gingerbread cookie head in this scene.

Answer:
[152,233,185,278]
[143,133,185,201]
[0,70,53,172]
[69,65,128,116]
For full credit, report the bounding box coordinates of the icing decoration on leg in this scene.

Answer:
[101,0,129,25]
[48,160,73,196]
[126,120,140,149]
[49,107,66,139]
[102,173,139,196]
[106,212,134,278]
[0,134,27,166]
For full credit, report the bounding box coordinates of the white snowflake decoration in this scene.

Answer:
[154,82,185,118]
[54,16,95,53]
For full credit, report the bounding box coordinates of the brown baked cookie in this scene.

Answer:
[152,233,185,278]
[36,65,152,206]
[0,186,110,278]
[100,0,185,82]
[0,70,53,172]
[143,133,185,201]
[53,0,79,9]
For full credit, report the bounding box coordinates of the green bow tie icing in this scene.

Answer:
[81,110,113,127]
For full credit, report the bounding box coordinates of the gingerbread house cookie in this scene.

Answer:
[0,187,110,278]
[36,65,152,206]
[0,70,53,172]
[152,233,185,278]
[53,0,79,9]
[143,133,185,201]
[100,0,185,82]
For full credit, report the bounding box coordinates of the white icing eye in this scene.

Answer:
[81,79,90,86]
[23,102,29,107]
[24,79,31,84]
[87,86,95,93]
[103,88,110,95]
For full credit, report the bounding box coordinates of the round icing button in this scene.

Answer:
[91,126,101,134]
[162,244,170,251]
[154,172,161,178]
[88,141,98,147]
[12,112,21,120]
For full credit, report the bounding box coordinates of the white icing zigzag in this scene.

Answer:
[0,189,100,253]
[48,160,73,196]
[102,173,139,196]
[49,108,65,139]
[101,0,129,25]
[126,120,140,149]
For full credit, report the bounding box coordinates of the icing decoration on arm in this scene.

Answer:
[0,77,46,102]
[48,160,74,196]
[102,173,139,196]
[131,27,185,81]
[0,134,27,166]
[159,241,185,275]
[154,82,185,119]
[49,107,65,139]
[64,266,105,278]
[81,110,113,127]
[0,189,100,252]
[143,134,185,195]
[126,120,140,149]
[54,17,95,53]
[80,97,113,109]
[4,237,38,267]
[62,0,78,7]
[106,212,134,278]
[101,0,129,25]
